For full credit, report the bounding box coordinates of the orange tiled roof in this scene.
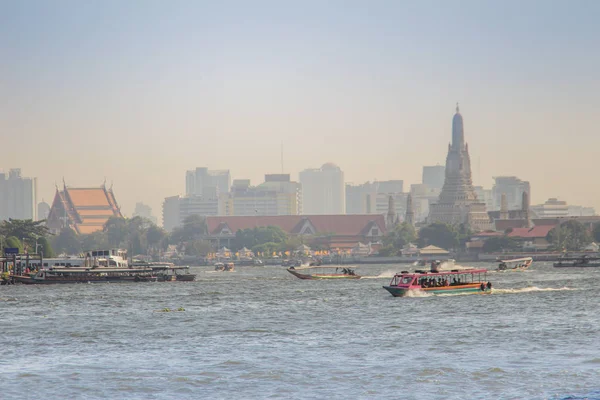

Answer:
[78,225,104,234]
[78,209,116,217]
[67,188,111,208]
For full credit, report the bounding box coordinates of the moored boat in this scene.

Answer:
[497,257,533,271]
[11,267,157,284]
[554,256,600,268]
[383,269,491,297]
[287,266,361,280]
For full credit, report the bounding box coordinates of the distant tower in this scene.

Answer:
[386,195,397,229]
[522,191,532,228]
[499,193,509,220]
[405,193,415,226]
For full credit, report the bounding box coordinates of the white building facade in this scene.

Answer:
[299,163,345,215]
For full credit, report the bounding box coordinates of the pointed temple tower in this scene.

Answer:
[405,193,415,227]
[386,195,397,229]
[522,191,532,228]
[428,104,491,231]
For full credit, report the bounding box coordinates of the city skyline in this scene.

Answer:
[3,1,599,217]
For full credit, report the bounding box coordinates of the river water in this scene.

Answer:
[1,262,599,399]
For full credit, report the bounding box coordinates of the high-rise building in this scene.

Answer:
[531,198,569,218]
[162,196,181,232]
[224,175,302,216]
[37,201,50,221]
[422,165,446,190]
[0,168,37,221]
[185,168,231,197]
[299,163,345,215]
[428,105,491,231]
[345,181,404,215]
[133,202,157,225]
[474,186,494,211]
[492,176,530,211]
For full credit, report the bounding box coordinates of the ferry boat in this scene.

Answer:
[286,266,361,280]
[383,269,491,297]
[497,257,533,271]
[11,267,157,284]
[554,256,600,268]
[23,249,129,270]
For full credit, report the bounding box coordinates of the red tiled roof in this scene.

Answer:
[507,225,555,239]
[495,219,528,231]
[206,215,386,236]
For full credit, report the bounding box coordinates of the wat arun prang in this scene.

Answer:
[428,105,492,231]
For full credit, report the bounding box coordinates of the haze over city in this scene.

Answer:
[2,0,599,217]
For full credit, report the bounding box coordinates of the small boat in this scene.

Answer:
[497,257,533,271]
[554,256,600,268]
[214,262,235,272]
[286,266,361,280]
[383,269,491,297]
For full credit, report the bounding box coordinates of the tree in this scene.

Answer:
[171,215,208,244]
[5,236,23,253]
[233,226,288,250]
[186,240,213,257]
[482,236,519,253]
[418,223,459,250]
[51,228,82,255]
[547,221,592,251]
[0,219,50,242]
[104,217,128,248]
[593,223,600,243]
[381,223,417,256]
[37,236,55,257]
[80,231,109,252]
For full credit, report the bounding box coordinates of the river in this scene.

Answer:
[1,262,598,399]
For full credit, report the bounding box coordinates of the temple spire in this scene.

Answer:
[405,193,415,227]
[452,103,464,149]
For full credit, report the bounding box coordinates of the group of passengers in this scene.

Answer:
[419,276,462,288]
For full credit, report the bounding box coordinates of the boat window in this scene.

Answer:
[401,276,414,285]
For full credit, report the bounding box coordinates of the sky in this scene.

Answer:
[1,0,599,220]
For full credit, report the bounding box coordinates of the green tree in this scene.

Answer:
[80,231,110,251]
[252,242,280,256]
[104,217,128,248]
[186,240,213,257]
[171,215,208,244]
[547,221,592,251]
[37,236,55,257]
[233,226,288,250]
[381,223,417,256]
[482,236,519,253]
[593,223,600,243]
[51,228,82,255]
[5,236,23,253]
[0,219,50,242]
[418,223,459,250]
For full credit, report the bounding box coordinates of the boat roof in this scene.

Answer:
[397,268,487,276]
[289,265,358,271]
[500,257,533,263]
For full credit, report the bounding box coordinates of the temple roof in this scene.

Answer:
[47,185,122,234]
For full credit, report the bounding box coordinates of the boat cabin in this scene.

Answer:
[389,269,489,289]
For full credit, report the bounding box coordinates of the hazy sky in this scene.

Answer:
[2,0,599,220]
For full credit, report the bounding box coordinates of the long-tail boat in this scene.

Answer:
[286,266,361,280]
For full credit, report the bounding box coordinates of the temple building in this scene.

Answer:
[428,105,492,231]
[46,183,122,234]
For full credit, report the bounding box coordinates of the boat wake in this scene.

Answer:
[404,289,432,298]
[361,270,398,279]
[492,286,575,295]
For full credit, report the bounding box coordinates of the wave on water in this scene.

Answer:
[404,289,432,298]
[492,286,575,295]
[361,270,398,279]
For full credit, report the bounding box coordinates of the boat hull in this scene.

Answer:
[383,283,490,297]
[287,269,360,280]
